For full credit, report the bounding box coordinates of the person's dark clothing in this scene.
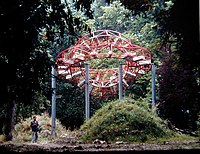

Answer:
[30,120,39,143]
[30,121,39,131]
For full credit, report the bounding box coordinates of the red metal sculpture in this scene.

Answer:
[56,30,152,98]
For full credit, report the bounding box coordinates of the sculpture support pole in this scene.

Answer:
[119,63,123,100]
[51,65,57,137]
[85,63,90,120]
[151,63,156,111]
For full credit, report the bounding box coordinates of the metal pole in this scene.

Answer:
[119,63,123,100]
[51,65,57,137]
[151,63,156,111]
[85,63,90,120]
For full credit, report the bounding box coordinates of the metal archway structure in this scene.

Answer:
[56,30,152,98]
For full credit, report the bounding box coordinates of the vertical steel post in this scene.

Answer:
[119,63,123,100]
[51,66,57,137]
[151,63,156,111]
[85,63,90,120]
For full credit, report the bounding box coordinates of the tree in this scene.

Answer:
[0,0,52,140]
[158,52,199,129]
[0,0,94,140]
[55,79,103,130]
[91,0,200,130]
[155,0,200,130]
[89,0,169,101]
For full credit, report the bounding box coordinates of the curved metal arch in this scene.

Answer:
[56,30,152,98]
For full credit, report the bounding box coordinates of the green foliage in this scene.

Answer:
[125,71,152,100]
[95,1,131,32]
[88,0,172,101]
[120,0,155,14]
[91,0,172,52]
[90,58,126,69]
[54,79,84,130]
[79,98,174,143]
[1,0,199,142]
[0,0,95,140]
[55,79,102,130]
[16,91,51,123]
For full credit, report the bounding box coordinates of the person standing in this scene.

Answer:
[30,115,39,143]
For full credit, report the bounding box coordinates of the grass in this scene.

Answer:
[13,112,68,143]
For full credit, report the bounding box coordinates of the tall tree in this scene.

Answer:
[0,0,94,140]
[156,0,200,130]
[0,0,52,140]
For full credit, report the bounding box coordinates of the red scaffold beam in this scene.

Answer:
[56,30,152,98]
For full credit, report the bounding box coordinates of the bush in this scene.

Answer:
[79,98,174,143]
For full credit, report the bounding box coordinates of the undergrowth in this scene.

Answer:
[79,98,178,143]
[13,112,67,143]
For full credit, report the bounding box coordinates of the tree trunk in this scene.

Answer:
[4,93,16,141]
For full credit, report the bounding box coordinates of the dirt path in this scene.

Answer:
[0,136,200,153]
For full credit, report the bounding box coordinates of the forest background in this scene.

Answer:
[0,0,199,141]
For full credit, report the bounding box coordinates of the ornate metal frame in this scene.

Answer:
[56,30,152,98]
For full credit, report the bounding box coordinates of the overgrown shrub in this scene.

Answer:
[79,98,175,143]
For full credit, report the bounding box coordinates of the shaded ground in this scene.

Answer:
[0,132,200,153]
[1,140,200,153]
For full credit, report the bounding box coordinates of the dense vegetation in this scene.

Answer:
[0,0,199,142]
[79,99,175,143]
[5,99,197,144]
